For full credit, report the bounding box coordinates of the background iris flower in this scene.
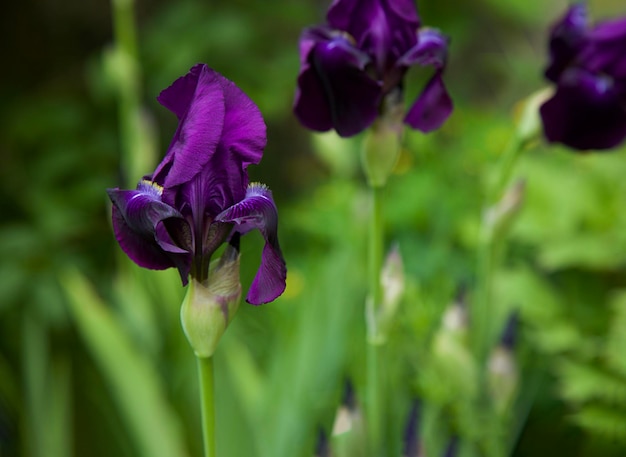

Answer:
[107,64,286,305]
[294,0,453,137]
[540,4,626,150]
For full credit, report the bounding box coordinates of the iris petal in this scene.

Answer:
[107,182,188,271]
[582,17,626,78]
[154,64,226,189]
[396,28,451,119]
[327,0,419,69]
[404,72,453,133]
[397,28,448,70]
[540,68,626,150]
[294,27,381,137]
[545,4,588,82]
[218,71,267,169]
[216,183,287,305]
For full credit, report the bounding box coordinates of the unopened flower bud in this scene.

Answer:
[515,87,552,148]
[484,179,525,237]
[382,244,405,314]
[180,238,242,358]
[361,89,404,187]
[441,286,469,335]
[332,380,361,436]
[488,312,520,414]
[377,244,406,341]
[431,287,477,397]
[331,380,366,457]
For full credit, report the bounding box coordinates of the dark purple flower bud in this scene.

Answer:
[108,64,286,305]
[540,4,626,150]
[294,0,453,137]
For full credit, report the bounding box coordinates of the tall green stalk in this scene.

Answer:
[475,135,525,364]
[360,99,403,456]
[475,90,546,367]
[366,185,384,456]
[197,356,217,457]
[110,0,154,186]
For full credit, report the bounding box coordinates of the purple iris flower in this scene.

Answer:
[540,4,626,150]
[107,64,287,305]
[294,0,453,137]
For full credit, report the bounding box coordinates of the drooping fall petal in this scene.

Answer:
[216,183,287,305]
[404,72,453,133]
[540,68,626,149]
[107,181,189,270]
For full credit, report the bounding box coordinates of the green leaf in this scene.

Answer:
[60,269,189,457]
[572,405,626,443]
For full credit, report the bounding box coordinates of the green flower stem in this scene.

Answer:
[366,185,384,456]
[111,0,156,186]
[366,342,382,456]
[475,134,524,365]
[196,356,217,457]
[491,136,525,205]
[112,0,138,60]
[111,0,140,185]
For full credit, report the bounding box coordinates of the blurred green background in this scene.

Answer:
[2,0,626,456]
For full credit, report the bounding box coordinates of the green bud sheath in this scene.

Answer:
[181,248,242,358]
[361,90,404,188]
[515,87,552,148]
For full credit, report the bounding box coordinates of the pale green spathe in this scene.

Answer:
[181,250,242,358]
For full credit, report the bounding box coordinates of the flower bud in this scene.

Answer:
[331,380,366,457]
[332,380,359,436]
[487,312,519,414]
[484,179,525,239]
[376,244,405,342]
[381,244,405,315]
[180,239,242,358]
[431,288,477,398]
[514,88,552,148]
[361,89,404,187]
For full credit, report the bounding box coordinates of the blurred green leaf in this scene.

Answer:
[61,269,189,457]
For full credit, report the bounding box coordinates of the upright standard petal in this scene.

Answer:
[216,183,287,305]
[294,27,382,137]
[153,64,226,188]
[582,16,626,78]
[217,71,267,168]
[168,69,267,234]
[327,0,419,72]
[544,4,588,82]
[107,181,188,270]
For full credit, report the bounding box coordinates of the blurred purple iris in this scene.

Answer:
[294,0,453,137]
[540,4,626,150]
[107,64,286,305]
